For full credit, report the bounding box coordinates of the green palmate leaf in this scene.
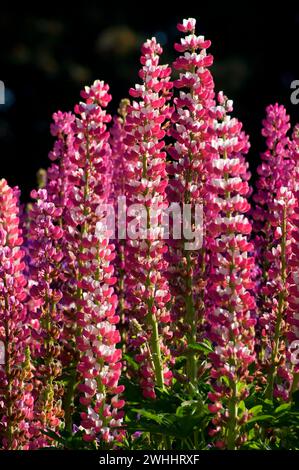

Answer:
[130,408,165,424]
[41,429,65,446]
[264,399,274,407]
[274,403,291,414]
[249,405,263,416]
[126,415,209,440]
[175,400,204,417]
[187,341,213,354]
[221,375,230,387]
[246,414,274,424]
[123,353,139,371]
[238,400,246,414]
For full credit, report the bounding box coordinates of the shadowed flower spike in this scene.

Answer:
[109,99,130,345]
[253,104,295,401]
[27,187,65,448]
[285,124,299,396]
[25,110,77,447]
[0,179,33,449]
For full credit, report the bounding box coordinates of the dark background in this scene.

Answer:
[0,3,299,200]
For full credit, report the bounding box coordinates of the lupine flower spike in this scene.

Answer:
[167,18,215,386]
[0,179,33,449]
[206,93,256,449]
[124,38,173,398]
[253,104,295,400]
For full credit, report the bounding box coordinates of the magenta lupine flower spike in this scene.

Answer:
[63,81,124,443]
[253,104,292,238]
[27,187,65,447]
[109,100,130,341]
[253,104,295,401]
[110,100,130,204]
[47,110,76,207]
[206,94,256,449]
[0,179,34,449]
[124,38,173,399]
[166,18,215,386]
[24,110,76,447]
[285,124,299,397]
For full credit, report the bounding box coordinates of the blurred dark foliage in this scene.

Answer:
[0,2,298,200]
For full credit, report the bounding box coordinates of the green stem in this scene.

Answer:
[147,301,165,389]
[118,242,126,350]
[223,149,239,449]
[227,380,238,450]
[266,206,287,400]
[163,434,171,450]
[184,60,200,387]
[141,136,165,390]
[185,251,197,387]
[194,429,199,449]
[64,370,78,434]
[291,372,299,396]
